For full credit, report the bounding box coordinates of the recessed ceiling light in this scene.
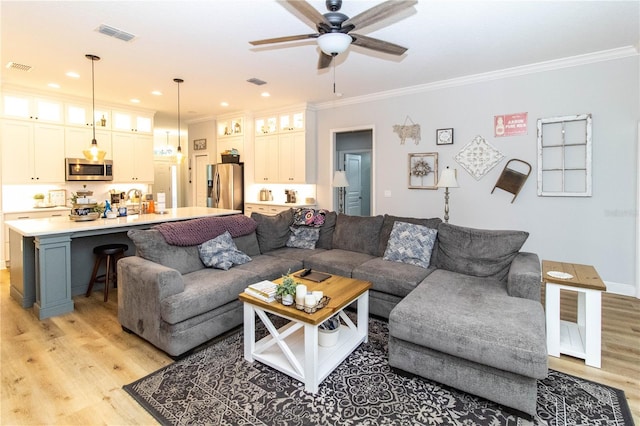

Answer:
[220,102,229,107]
[66,71,80,78]
[151,90,162,96]
[261,92,270,98]
[48,83,60,89]
[130,98,140,103]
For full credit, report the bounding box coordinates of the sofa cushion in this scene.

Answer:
[332,214,384,256]
[383,221,437,269]
[233,232,261,257]
[252,209,293,253]
[316,211,337,250]
[435,223,528,281]
[304,249,375,277]
[378,214,442,256]
[264,247,327,263]
[353,257,435,298]
[128,229,204,275]
[286,226,320,249]
[198,231,251,270]
[234,254,303,281]
[389,269,548,379]
[160,268,260,324]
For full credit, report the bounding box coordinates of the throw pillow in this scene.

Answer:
[198,231,251,270]
[127,229,204,275]
[435,223,529,281]
[378,214,442,257]
[332,214,384,256]
[286,226,321,249]
[251,209,294,253]
[293,208,327,227]
[383,221,438,269]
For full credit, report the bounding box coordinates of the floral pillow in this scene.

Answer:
[293,208,327,227]
[383,221,437,269]
[286,226,321,249]
[198,231,251,270]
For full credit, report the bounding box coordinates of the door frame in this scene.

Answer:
[329,125,375,215]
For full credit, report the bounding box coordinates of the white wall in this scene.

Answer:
[315,56,639,296]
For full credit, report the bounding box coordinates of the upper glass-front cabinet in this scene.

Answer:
[3,94,63,123]
[66,103,111,129]
[112,110,153,133]
[279,112,304,132]
[255,116,277,135]
[218,117,243,137]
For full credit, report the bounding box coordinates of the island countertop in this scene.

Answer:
[6,207,241,237]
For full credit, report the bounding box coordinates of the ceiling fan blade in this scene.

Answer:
[285,0,330,28]
[343,0,417,31]
[249,34,318,46]
[350,33,408,55]
[318,52,334,69]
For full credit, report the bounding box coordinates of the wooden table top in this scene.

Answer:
[542,260,607,291]
[239,271,372,325]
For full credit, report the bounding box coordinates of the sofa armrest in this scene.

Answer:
[507,252,541,302]
[117,256,185,338]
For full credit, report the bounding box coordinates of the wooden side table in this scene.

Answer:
[542,260,606,368]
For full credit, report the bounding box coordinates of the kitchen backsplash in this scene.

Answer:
[2,183,150,212]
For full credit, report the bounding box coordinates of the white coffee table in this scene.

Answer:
[239,273,371,393]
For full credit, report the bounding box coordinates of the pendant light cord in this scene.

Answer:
[174,78,184,158]
[91,57,96,142]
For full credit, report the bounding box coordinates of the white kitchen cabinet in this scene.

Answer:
[279,111,304,132]
[254,115,277,136]
[3,93,64,124]
[65,102,111,129]
[64,127,112,159]
[1,120,65,184]
[112,133,154,182]
[112,110,153,134]
[218,117,244,138]
[254,135,279,182]
[278,132,307,183]
[3,208,71,267]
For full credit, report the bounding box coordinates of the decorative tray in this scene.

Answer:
[275,295,331,314]
[69,212,100,221]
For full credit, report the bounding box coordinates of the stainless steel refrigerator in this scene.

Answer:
[206,163,244,212]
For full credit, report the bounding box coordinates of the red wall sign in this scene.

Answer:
[494,112,528,137]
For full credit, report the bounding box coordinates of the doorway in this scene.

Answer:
[153,160,178,208]
[335,129,373,216]
[194,154,210,207]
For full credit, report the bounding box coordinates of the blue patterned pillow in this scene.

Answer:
[383,221,437,269]
[286,226,320,249]
[198,231,251,270]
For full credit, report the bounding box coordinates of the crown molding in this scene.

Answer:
[314,46,639,110]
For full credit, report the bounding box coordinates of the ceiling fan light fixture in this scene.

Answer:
[317,32,351,55]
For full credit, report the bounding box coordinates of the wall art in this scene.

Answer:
[494,112,528,137]
[193,138,207,150]
[408,152,438,189]
[436,128,454,145]
[454,135,504,180]
[393,116,421,144]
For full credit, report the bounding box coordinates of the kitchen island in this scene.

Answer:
[6,207,240,320]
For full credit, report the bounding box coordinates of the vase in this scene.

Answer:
[281,294,294,306]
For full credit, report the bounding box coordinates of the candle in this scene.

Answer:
[295,284,307,305]
[312,290,323,303]
[304,292,316,308]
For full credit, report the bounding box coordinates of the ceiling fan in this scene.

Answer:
[249,0,417,69]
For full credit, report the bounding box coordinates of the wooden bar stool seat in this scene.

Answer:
[86,243,128,302]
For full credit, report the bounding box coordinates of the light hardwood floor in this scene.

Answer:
[1,269,638,424]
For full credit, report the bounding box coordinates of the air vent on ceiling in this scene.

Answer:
[96,24,136,42]
[247,78,267,86]
[6,62,32,72]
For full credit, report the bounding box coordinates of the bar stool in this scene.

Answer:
[86,243,128,302]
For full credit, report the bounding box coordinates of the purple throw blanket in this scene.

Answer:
[155,214,257,246]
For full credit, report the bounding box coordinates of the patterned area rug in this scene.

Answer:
[124,318,633,425]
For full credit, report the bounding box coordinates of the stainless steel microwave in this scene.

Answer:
[65,158,113,181]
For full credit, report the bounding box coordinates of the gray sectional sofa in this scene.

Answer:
[117,208,546,416]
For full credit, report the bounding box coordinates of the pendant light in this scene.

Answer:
[83,54,106,162]
[174,78,184,164]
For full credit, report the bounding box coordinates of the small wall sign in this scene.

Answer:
[494,112,528,137]
[193,138,207,150]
